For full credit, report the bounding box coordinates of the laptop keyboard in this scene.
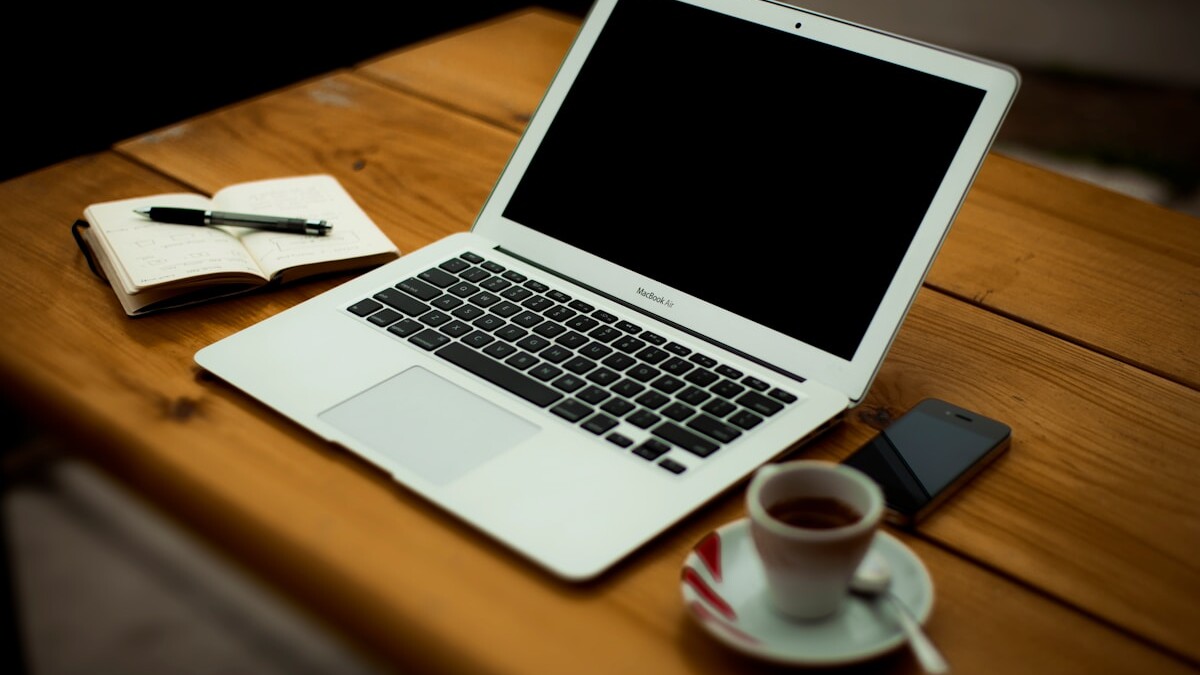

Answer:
[345,251,802,475]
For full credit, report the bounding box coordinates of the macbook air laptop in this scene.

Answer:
[195,0,1019,581]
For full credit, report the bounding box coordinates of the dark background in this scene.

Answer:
[1,2,592,183]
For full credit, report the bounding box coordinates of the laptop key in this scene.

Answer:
[374,288,429,316]
[627,364,660,382]
[600,398,635,417]
[664,341,691,356]
[562,356,597,375]
[370,309,402,329]
[715,364,743,379]
[635,346,669,364]
[769,388,799,403]
[702,399,737,418]
[633,439,670,461]
[600,353,635,371]
[505,352,539,371]
[436,343,562,407]
[483,342,517,359]
[551,399,592,422]
[661,402,695,421]
[567,315,599,331]
[489,301,522,318]
[741,376,770,392]
[612,379,645,397]
[640,331,667,345]
[387,319,422,338]
[736,390,784,416]
[348,299,382,316]
[534,322,567,339]
[461,330,494,348]
[652,422,719,457]
[419,310,451,327]
[516,335,551,353]
[501,286,533,302]
[686,414,742,443]
[449,282,480,298]
[441,257,471,272]
[481,276,511,292]
[529,364,563,382]
[552,374,586,393]
[582,413,618,435]
[452,305,485,321]
[613,336,645,353]
[650,374,685,394]
[627,409,660,429]
[711,380,746,399]
[606,433,633,448]
[576,386,610,404]
[459,266,491,283]
[677,386,711,405]
[398,277,441,301]
[585,368,620,386]
[420,267,459,287]
[409,329,451,351]
[728,410,764,430]
[684,368,719,387]
[432,295,463,311]
[658,458,687,475]
[634,391,669,410]
[468,291,501,307]
[660,357,694,375]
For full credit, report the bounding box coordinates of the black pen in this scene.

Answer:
[133,207,332,236]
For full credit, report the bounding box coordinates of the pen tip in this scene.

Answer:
[133,208,149,216]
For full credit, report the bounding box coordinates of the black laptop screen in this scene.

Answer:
[502,0,985,361]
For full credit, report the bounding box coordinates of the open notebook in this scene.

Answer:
[195,0,1019,581]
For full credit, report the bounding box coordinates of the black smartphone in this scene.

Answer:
[842,398,1011,525]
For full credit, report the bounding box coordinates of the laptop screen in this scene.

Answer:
[502,0,985,362]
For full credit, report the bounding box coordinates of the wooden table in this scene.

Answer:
[2,8,1197,674]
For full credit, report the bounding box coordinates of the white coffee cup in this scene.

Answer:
[746,459,884,620]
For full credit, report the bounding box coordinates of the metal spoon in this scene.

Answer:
[850,550,949,674]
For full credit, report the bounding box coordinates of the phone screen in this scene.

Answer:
[843,399,1010,523]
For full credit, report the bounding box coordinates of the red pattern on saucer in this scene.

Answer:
[682,567,735,621]
[695,531,723,581]
[682,529,759,644]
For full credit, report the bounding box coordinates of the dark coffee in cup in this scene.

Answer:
[767,496,862,530]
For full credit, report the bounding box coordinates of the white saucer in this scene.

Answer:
[681,518,934,667]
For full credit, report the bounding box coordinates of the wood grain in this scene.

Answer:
[356,8,581,132]
[931,152,1200,389]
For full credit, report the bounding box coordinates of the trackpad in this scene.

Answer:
[319,366,540,485]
